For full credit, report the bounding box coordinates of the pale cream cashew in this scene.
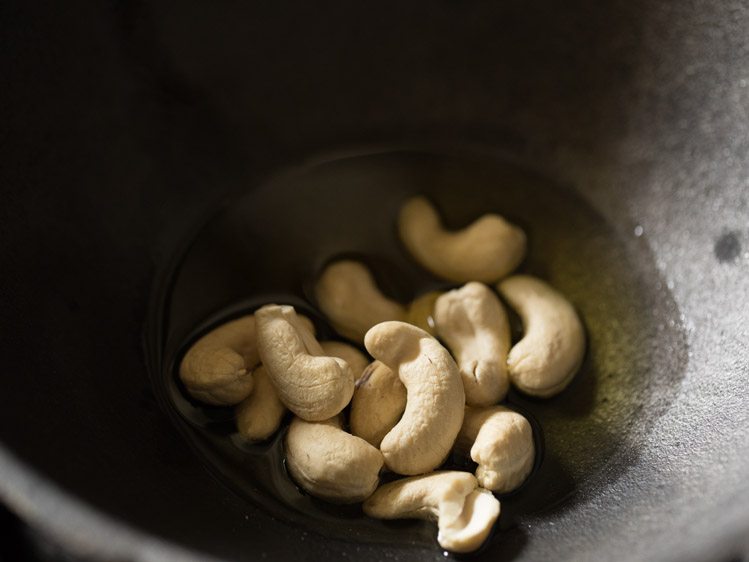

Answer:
[455,406,535,493]
[434,282,511,406]
[235,366,287,442]
[398,196,526,283]
[350,361,407,447]
[497,275,585,398]
[315,260,406,343]
[404,291,443,336]
[320,341,370,381]
[364,321,465,475]
[256,304,354,421]
[285,416,384,503]
[363,471,500,553]
[179,315,257,406]
[179,313,316,406]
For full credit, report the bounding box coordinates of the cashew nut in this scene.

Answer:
[319,341,370,381]
[398,196,526,283]
[497,275,585,397]
[179,315,257,406]
[315,260,406,342]
[256,304,354,421]
[179,313,316,406]
[235,322,349,441]
[434,282,511,406]
[285,416,384,503]
[455,406,535,493]
[405,291,443,336]
[364,321,465,475]
[235,366,287,442]
[350,361,407,447]
[363,471,500,553]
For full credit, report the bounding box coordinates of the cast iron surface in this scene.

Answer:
[1,1,748,561]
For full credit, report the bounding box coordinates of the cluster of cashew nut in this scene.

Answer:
[178,195,585,553]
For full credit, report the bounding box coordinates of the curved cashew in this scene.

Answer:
[179,313,316,406]
[363,471,500,553]
[497,275,585,397]
[405,291,443,336]
[315,260,406,343]
[398,196,526,283]
[256,304,354,421]
[179,315,257,406]
[434,282,511,406]
[285,416,384,503]
[350,361,407,447]
[364,321,464,475]
[320,341,370,381]
[235,366,287,442]
[455,406,535,493]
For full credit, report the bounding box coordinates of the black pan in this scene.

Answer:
[1,1,748,561]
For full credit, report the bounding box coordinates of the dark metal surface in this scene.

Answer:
[0,1,748,561]
[0,504,34,561]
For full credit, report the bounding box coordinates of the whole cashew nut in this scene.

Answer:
[434,282,511,406]
[236,325,349,441]
[235,366,287,442]
[350,361,407,447]
[256,304,354,421]
[455,405,535,493]
[363,471,500,553]
[315,260,406,343]
[285,416,384,503]
[179,313,316,406]
[320,341,370,381]
[364,321,465,475]
[398,196,526,283]
[497,275,585,398]
[179,315,257,406]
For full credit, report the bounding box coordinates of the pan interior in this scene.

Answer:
[147,149,687,552]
